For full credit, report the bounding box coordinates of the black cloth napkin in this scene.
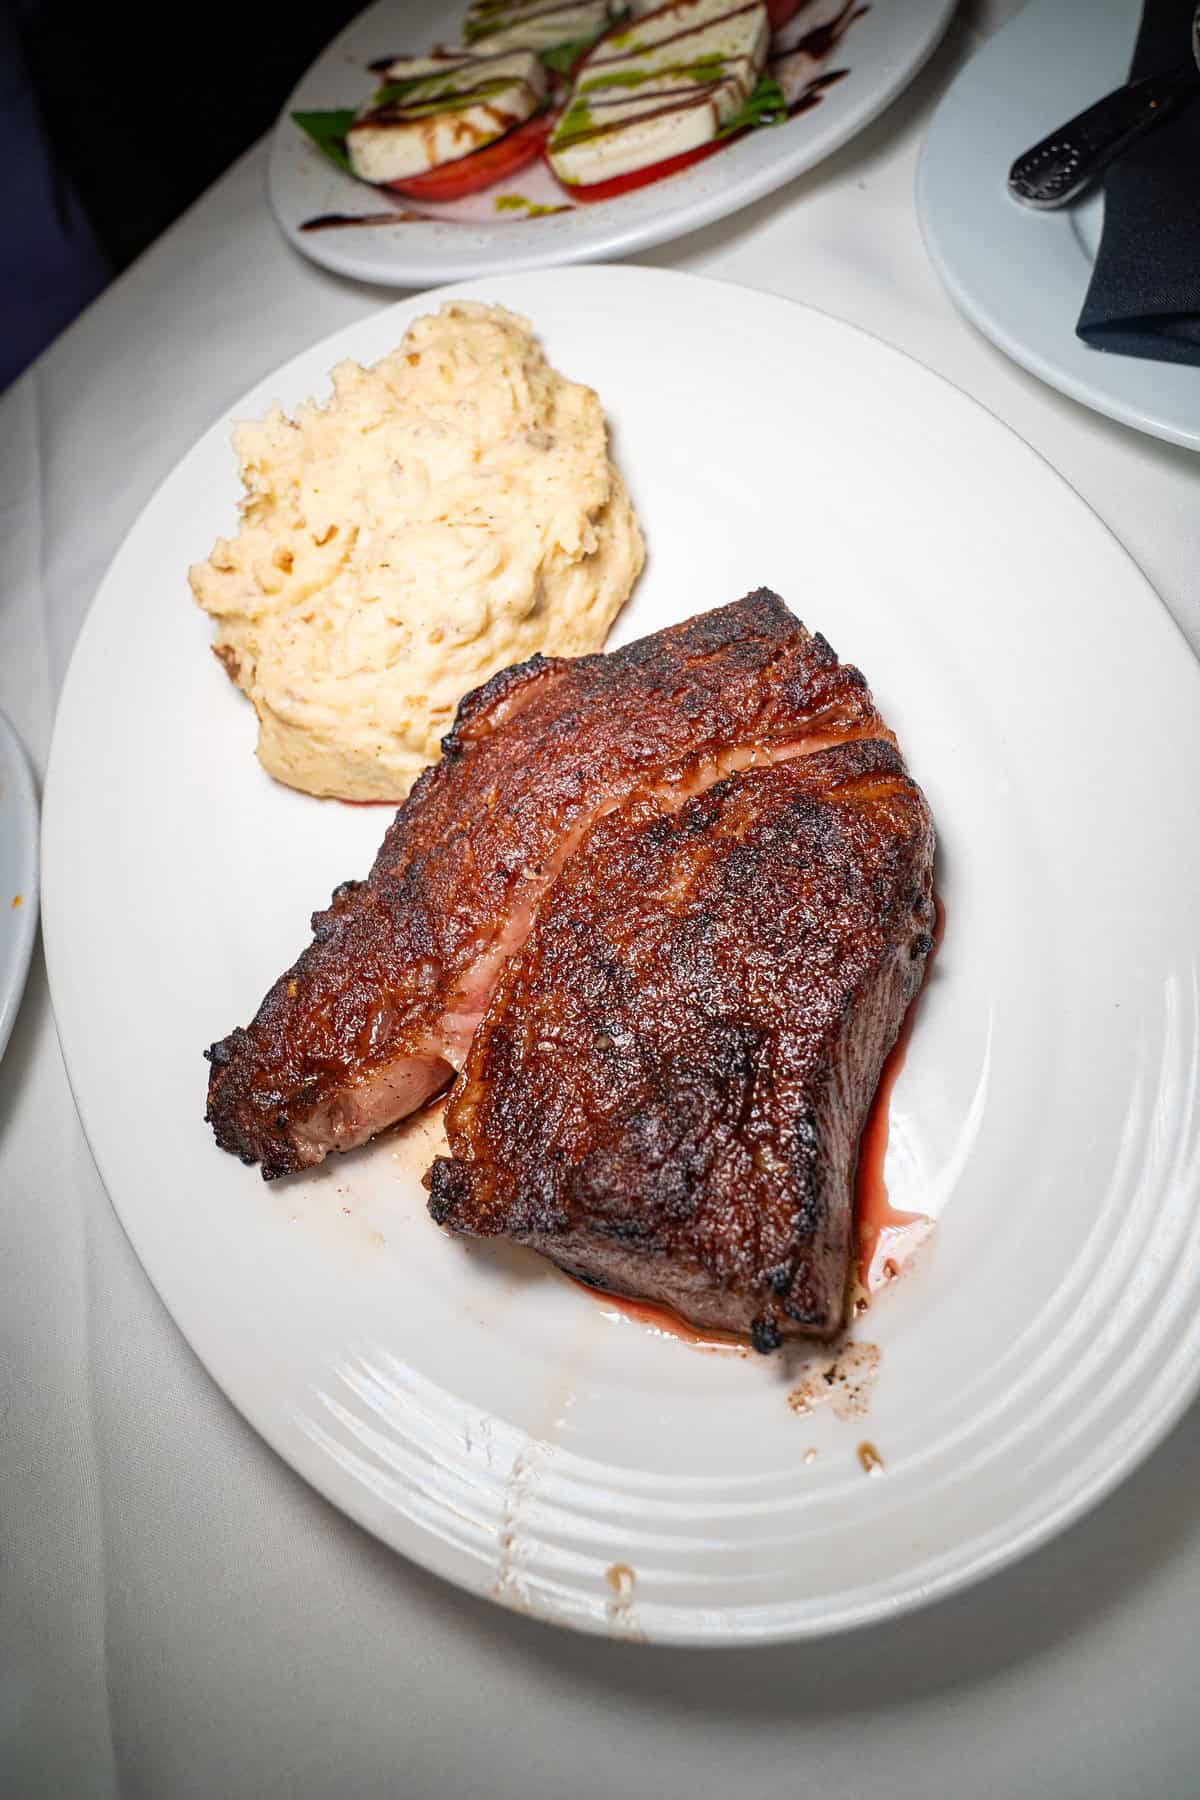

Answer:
[1077,0,1200,364]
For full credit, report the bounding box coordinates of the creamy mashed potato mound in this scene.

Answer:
[189,302,644,800]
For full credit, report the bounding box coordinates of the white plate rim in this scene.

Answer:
[269,0,958,285]
[0,708,39,1066]
[40,264,1200,1644]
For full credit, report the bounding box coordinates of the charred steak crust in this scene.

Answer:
[205,590,888,1180]
[428,741,936,1348]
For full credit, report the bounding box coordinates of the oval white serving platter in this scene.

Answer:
[917,0,1200,451]
[269,0,956,286]
[42,265,1200,1644]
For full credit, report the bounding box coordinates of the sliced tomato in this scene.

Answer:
[552,135,727,204]
[766,0,805,26]
[385,111,555,202]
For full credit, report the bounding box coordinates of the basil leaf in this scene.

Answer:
[717,76,788,138]
[292,110,357,173]
[539,38,594,75]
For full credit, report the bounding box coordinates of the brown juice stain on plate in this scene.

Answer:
[492,1439,543,1608]
[857,1440,885,1476]
[11,894,22,908]
[606,1562,635,1600]
[572,1279,748,1353]
[787,1340,880,1420]
[605,1562,644,1639]
[855,893,944,1296]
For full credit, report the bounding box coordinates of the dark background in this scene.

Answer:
[20,0,364,271]
[4,0,366,386]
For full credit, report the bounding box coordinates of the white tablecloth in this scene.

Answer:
[5,6,1200,1793]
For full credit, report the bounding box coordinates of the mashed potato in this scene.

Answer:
[189,302,644,800]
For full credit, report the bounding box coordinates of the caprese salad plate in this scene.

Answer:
[269,0,955,285]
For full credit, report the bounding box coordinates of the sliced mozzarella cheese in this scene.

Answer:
[462,0,623,55]
[584,0,766,77]
[372,53,476,84]
[373,49,543,93]
[347,52,547,185]
[548,0,768,188]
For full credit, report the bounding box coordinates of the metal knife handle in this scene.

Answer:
[1008,67,1197,209]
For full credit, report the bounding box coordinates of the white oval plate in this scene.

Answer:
[42,266,1200,1644]
[0,709,38,1065]
[917,0,1200,451]
[270,0,955,286]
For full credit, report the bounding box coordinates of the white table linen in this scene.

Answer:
[5,5,1200,1794]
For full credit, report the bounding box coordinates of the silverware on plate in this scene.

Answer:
[1007,2,1200,208]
